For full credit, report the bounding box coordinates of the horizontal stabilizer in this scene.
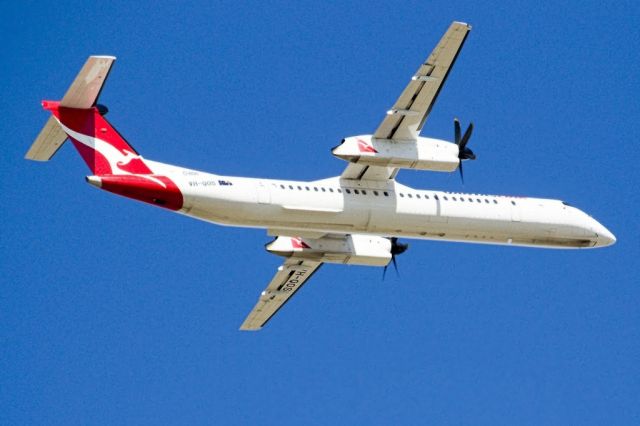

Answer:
[26,55,116,162]
[25,116,68,161]
[60,55,115,108]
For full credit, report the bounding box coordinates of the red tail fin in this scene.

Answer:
[26,56,184,211]
[44,100,153,175]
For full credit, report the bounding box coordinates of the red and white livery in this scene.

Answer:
[26,23,615,330]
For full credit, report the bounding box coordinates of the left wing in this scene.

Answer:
[340,162,398,181]
[340,21,471,182]
[240,258,323,331]
[373,21,470,141]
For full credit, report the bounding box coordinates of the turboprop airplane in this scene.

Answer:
[26,22,615,330]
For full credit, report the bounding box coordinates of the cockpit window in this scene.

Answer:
[562,201,572,206]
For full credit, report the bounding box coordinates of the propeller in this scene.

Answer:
[383,237,409,279]
[454,118,476,183]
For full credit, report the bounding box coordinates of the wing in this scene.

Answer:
[340,21,471,182]
[340,162,398,181]
[240,258,323,331]
[374,21,470,141]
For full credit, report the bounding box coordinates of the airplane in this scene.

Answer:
[25,21,615,330]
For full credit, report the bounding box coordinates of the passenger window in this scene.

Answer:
[337,188,342,193]
[416,194,421,199]
[280,184,285,189]
[493,200,498,204]
[484,199,489,203]
[443,196,448,201]
[329,188,334,193]
[354,189,360,194]
[460,197,465,202]
[321,187,326,192]
[425,195,429,199]
[469,198,473,203]
[511,200,516,205]
[288,185,294,190]
[314,187,319,191]
[408,193,413,198]
[434,195,439,200]
[452,196,457,201]
[373,191,379,196]
[383,191,389,196]
[476,198,481,203]
[399,193,404,198]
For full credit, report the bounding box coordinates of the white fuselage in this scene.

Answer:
[147,161,615,249]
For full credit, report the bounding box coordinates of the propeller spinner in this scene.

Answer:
[383,237,409,279]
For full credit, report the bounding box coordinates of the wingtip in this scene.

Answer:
[90,55,117,60]
[453,21,472,29]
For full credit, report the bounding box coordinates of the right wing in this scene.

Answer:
[240,258,323,331]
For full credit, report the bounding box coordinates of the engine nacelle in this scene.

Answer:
[332,135,460,172]
[266,234,392,266]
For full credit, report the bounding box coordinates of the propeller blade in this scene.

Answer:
[459,122,474,150]
[455,120,475,183]
[392,255,399,276]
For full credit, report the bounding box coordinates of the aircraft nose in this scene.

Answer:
[592,220,616,247]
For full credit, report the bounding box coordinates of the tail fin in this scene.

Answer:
[25,56,152,176]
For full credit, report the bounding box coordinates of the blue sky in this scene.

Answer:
[1,1,639,424]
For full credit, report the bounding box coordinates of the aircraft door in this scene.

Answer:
[510,201,522,222]
[256,181,271,204]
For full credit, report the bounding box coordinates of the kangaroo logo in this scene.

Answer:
[291,237,311,249]
[56,118,167,188]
